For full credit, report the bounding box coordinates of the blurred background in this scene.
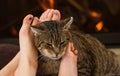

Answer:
[0,0,120,48]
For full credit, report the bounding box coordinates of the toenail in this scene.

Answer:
[54,13,58,16]
[29,17,33,21]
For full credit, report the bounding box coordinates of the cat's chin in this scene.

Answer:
[49,57,62,60]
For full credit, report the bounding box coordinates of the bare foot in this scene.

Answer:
[39,9,61,22]
[0,9,61,76]
[19,14,38,58]
[15,15,39,76]
[59,42,78,76]
[15,9,61,76]
[19,8,61,56]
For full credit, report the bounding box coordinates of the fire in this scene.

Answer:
[11,26,18,36]
[37,0,54,10]
[49,0,54,8]
[90,11,101,18]
[95,21,103,32]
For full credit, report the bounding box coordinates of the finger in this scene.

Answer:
[32,17,39,25]
[22,14,33,29]
[74,50,78,55]
[66,42,72,53]
[39,9,50,22]
[70,43,78,55]
[71,43,75,51]
[52,10,61,20]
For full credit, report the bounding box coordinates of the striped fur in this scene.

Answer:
[31,19,120,76]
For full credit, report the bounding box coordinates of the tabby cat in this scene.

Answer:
[31,17,120,76]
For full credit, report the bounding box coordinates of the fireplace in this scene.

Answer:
[0,0,120,48]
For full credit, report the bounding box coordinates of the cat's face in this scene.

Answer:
[31,17,73,60]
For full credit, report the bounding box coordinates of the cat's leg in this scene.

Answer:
[58,42,78,76]
[109,48,120,55]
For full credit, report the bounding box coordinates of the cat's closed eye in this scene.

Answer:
[60,41,68,47]
[60,41,65,45]
[46,43,52,47]
[66,38,70,41]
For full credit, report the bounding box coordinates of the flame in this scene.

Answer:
[90,11,101,18]
[37,0,54,10]
[11,26,18,36]
[49,0,54,8]
[95,21,103,31]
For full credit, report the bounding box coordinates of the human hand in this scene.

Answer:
[62,42,78,63]
[59,42,78,76]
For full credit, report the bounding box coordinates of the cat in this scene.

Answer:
[31,17,120,76]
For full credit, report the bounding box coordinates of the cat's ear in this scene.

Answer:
[31,23,46,36]
[31,26,41,36]
[62,17,73,31]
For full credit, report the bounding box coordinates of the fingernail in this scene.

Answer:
[75,50,78,55]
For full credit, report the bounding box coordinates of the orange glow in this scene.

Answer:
[95,21,103,31]
[40,3,48,10]
[38,0,54,10]
[49,0,54,9]
[11,26,18,36]
[90,11,101,18]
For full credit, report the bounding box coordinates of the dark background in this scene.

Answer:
[0,0,120,48]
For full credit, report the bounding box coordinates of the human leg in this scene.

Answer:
[15,9,61,76]
[0,9,61,76]
[0,44,19,69]
[0,51,20,76]
[14,14,38,76]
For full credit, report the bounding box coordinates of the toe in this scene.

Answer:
[23,14,33,26]
[32,17,39,25]
[20,14,33,36]
[39,9,50,22]
[46,9,54,21]
[52,10,61,20]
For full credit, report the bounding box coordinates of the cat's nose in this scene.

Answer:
[55,52,59,57]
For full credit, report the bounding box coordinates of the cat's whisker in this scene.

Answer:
[38,55,43,60]
[33,19,120,75]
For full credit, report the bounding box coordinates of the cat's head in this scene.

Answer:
[31,17,73,60]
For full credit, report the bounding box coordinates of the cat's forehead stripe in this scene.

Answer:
[44,21,61,44]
